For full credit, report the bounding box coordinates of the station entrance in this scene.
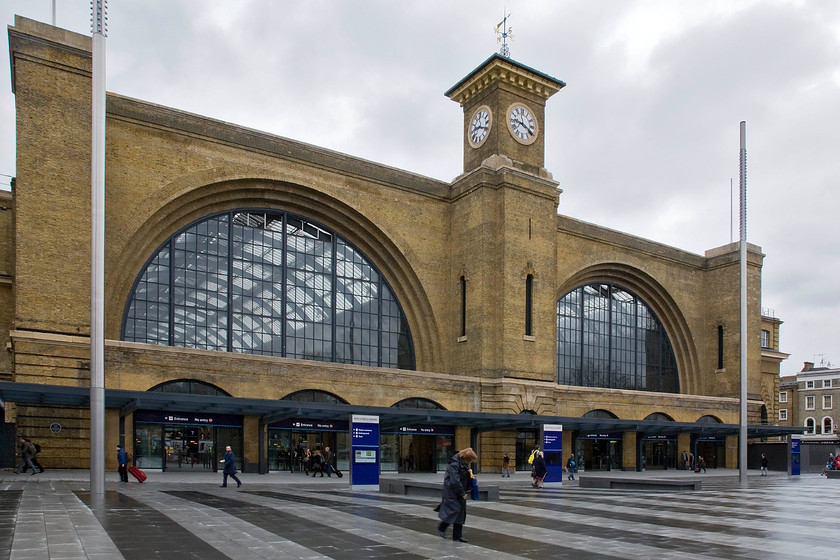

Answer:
[268,419,350,473]
[132,410,243,472]
[380,427,454,473]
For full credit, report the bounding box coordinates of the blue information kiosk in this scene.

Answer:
[350,414,380,490]
[541,424,563,487]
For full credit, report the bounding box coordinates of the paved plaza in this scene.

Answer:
[0,468,836,559]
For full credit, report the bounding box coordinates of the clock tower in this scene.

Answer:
[445,54,565,175]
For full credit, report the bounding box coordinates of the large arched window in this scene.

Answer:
[122,210,414,369]
[557,283,678,392]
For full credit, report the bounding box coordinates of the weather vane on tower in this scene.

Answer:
[494,10,513,57]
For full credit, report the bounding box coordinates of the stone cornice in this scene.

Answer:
[445,54,565,106]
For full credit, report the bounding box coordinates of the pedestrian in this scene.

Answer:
[437,447,478,543]
[501,454,510,478]
[303,448,311,475]
[117,444,129,483]
[323,446,335,477]
[760,453,768,477]
[13,436,37,476]
[532,450,547,488]
[219,445,242,488]
[697,455,706,473]
[21,438,45,473]
[566,455,576,480]
[681,450,688,470]
[311,448,324,477]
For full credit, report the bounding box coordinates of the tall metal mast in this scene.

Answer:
[739,121,748,487]
[90,0,108,496]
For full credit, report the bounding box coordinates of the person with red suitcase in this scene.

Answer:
[117,445,129,483]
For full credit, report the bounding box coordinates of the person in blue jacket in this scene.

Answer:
[220,445,242,488]
[117,445,129,482]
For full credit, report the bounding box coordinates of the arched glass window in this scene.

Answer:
[392,398,445,410]
[281,390,348,404]
[557,283,678,392]
[805,418,816,434]
[822,416,833,435]
[148,379,230,396]
[122,210,414,369]
[644,412,674,422]
[583,409,618,419]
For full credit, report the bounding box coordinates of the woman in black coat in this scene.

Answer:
[532,450,547,488]
[437,447,478,543]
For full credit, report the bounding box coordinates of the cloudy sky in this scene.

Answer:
[1,0,838,375]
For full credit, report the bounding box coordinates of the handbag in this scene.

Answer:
[470,475,480,500]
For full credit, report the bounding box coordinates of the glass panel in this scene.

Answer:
[557,283,678,392]
[133,423,163,469]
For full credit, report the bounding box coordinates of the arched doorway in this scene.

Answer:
[694,415,725,469]
[134,380,240,472]
[268,390,350,473]
[381,398,453,473]
[641,413,677,470]
[577,410,622,471]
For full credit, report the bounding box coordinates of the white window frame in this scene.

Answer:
[805,417,816,434]
[806,395,815,410]
[779,409,788,421]
[826,379,833,388]
[779,391,788,403]
[822,416,833,435]
[760,329,770,348]
[823,395,833,410]
[806,380,815,389]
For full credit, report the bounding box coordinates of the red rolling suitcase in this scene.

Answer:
[128,465,147,482]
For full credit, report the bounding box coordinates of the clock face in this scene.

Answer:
[507,103,538,144]
[468,106,491,147]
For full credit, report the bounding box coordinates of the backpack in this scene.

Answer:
[528,449,538,465]
[34,443,41,453]
[569,459,575,469]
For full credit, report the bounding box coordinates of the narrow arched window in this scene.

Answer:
[717,325,724,369]
[525,274,534,336]
[460,276,467,338]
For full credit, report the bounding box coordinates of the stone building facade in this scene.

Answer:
[1,17,788,473]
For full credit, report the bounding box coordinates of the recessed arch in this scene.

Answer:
[391,398,446,410]
[557,263,699,395]
[147,379,231,396]
[696,415,723,424]
[583,409,619,419]
[644,412,675,422]
[107,178,443,371]
[281,389,348,405]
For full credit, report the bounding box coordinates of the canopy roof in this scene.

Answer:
[0,382,803,439]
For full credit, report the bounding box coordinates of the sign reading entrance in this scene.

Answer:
[351,414,379,487]
[542,424,563,485]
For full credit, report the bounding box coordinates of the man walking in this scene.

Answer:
[323,446,334,477]
[219,445,242,488]
[117,444,129,482]
[13,437,37,475]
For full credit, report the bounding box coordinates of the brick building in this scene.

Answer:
[0,17,793,474]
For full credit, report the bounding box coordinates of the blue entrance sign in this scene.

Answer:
[541,424,563,486]
[351,414,379,487]
[790,437,801,476]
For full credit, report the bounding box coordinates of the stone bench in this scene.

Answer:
[579,477,701,491]
[825,470,840,479]
[379,478,500,501]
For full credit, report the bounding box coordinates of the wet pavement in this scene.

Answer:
[0,467,836,559]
